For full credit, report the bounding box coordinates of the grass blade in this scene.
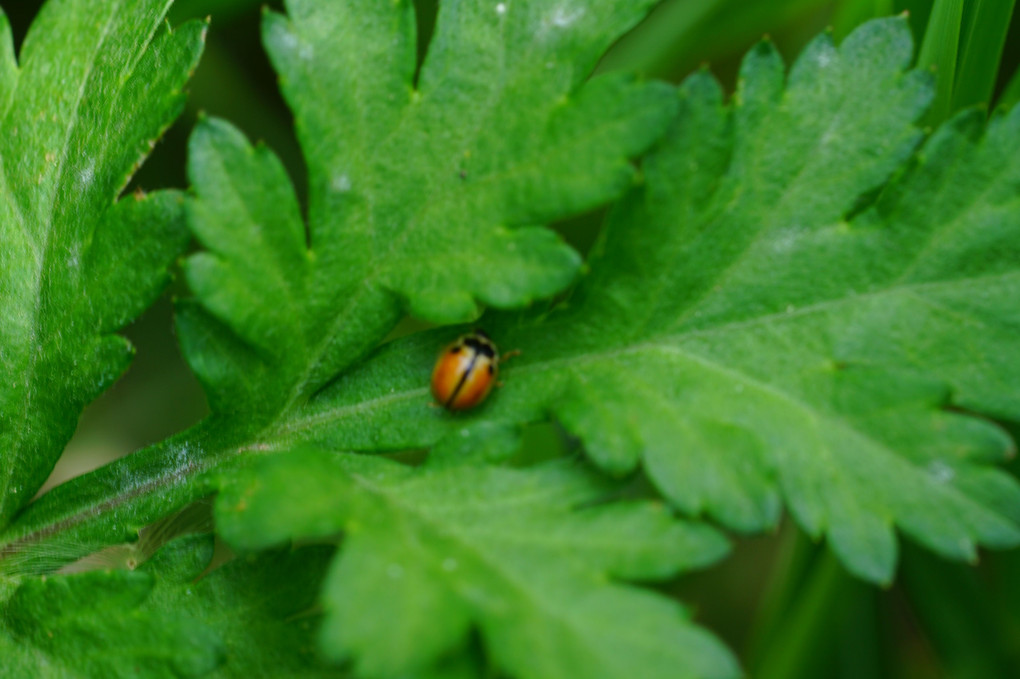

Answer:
[995,62,1020,111]
[917,0,965,125]
[748,547,864,679]
[597,0,830,78]
[899,544,1020,678]
[953,0,1017,111]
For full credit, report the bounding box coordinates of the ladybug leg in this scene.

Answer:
[495,349,521,388]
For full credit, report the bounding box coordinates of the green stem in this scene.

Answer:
[899,543,1019,678]
[747,534,853,679]
[996,65,1020,111]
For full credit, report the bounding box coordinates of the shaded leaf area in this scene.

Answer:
[0,0,204,523]
[214,447,737,679]
[178,0,677,421]
[273,18,1020,583]
[0,533,345,678]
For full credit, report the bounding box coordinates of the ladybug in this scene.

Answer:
[431,330,502,411]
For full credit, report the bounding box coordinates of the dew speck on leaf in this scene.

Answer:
[76,160,95,189]
[927,460,956,483]
[548,6,583,28]
[279,31,298,49]
[331,174,352,193]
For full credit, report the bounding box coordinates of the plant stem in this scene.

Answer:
[747,532,857,679]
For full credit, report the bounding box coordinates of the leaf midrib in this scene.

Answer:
[276,270,1018,439]
[276,9,514,412]
[7,266,1009,580]
[274,269,1019,539]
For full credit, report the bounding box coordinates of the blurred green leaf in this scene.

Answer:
[0,533,346,678]
[0,0,204,524]
[1,545,222,678]
[141,535,345,678]
[215,449,736,679]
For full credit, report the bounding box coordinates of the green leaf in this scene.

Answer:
[182,116,312,416]
[215,449,736,679]
[268,17,1020,584]
[0,532,347,678]
[0,9,16,117]
[0,0,204,523]
[179,0,677,419]
[8,12,1019,647]
[1,557,221,678]
[0,0,678,572]
[140,535,344,679]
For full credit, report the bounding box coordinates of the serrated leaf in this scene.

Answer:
[0,0,680,573]
[178,0,677,418]
[1,560,221,678]
[0,0,204,523]
[10,13,1019,679]
[0,533,347,678]
[266,18,1020,584]
[140,535,345,679]
[11,15,1019,661]
[215,449,736,679]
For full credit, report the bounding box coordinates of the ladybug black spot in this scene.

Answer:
[464,336,496,358]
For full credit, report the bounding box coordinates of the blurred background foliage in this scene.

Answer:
[6,0,1020,677]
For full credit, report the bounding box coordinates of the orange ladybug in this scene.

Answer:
[431,330,501,411]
